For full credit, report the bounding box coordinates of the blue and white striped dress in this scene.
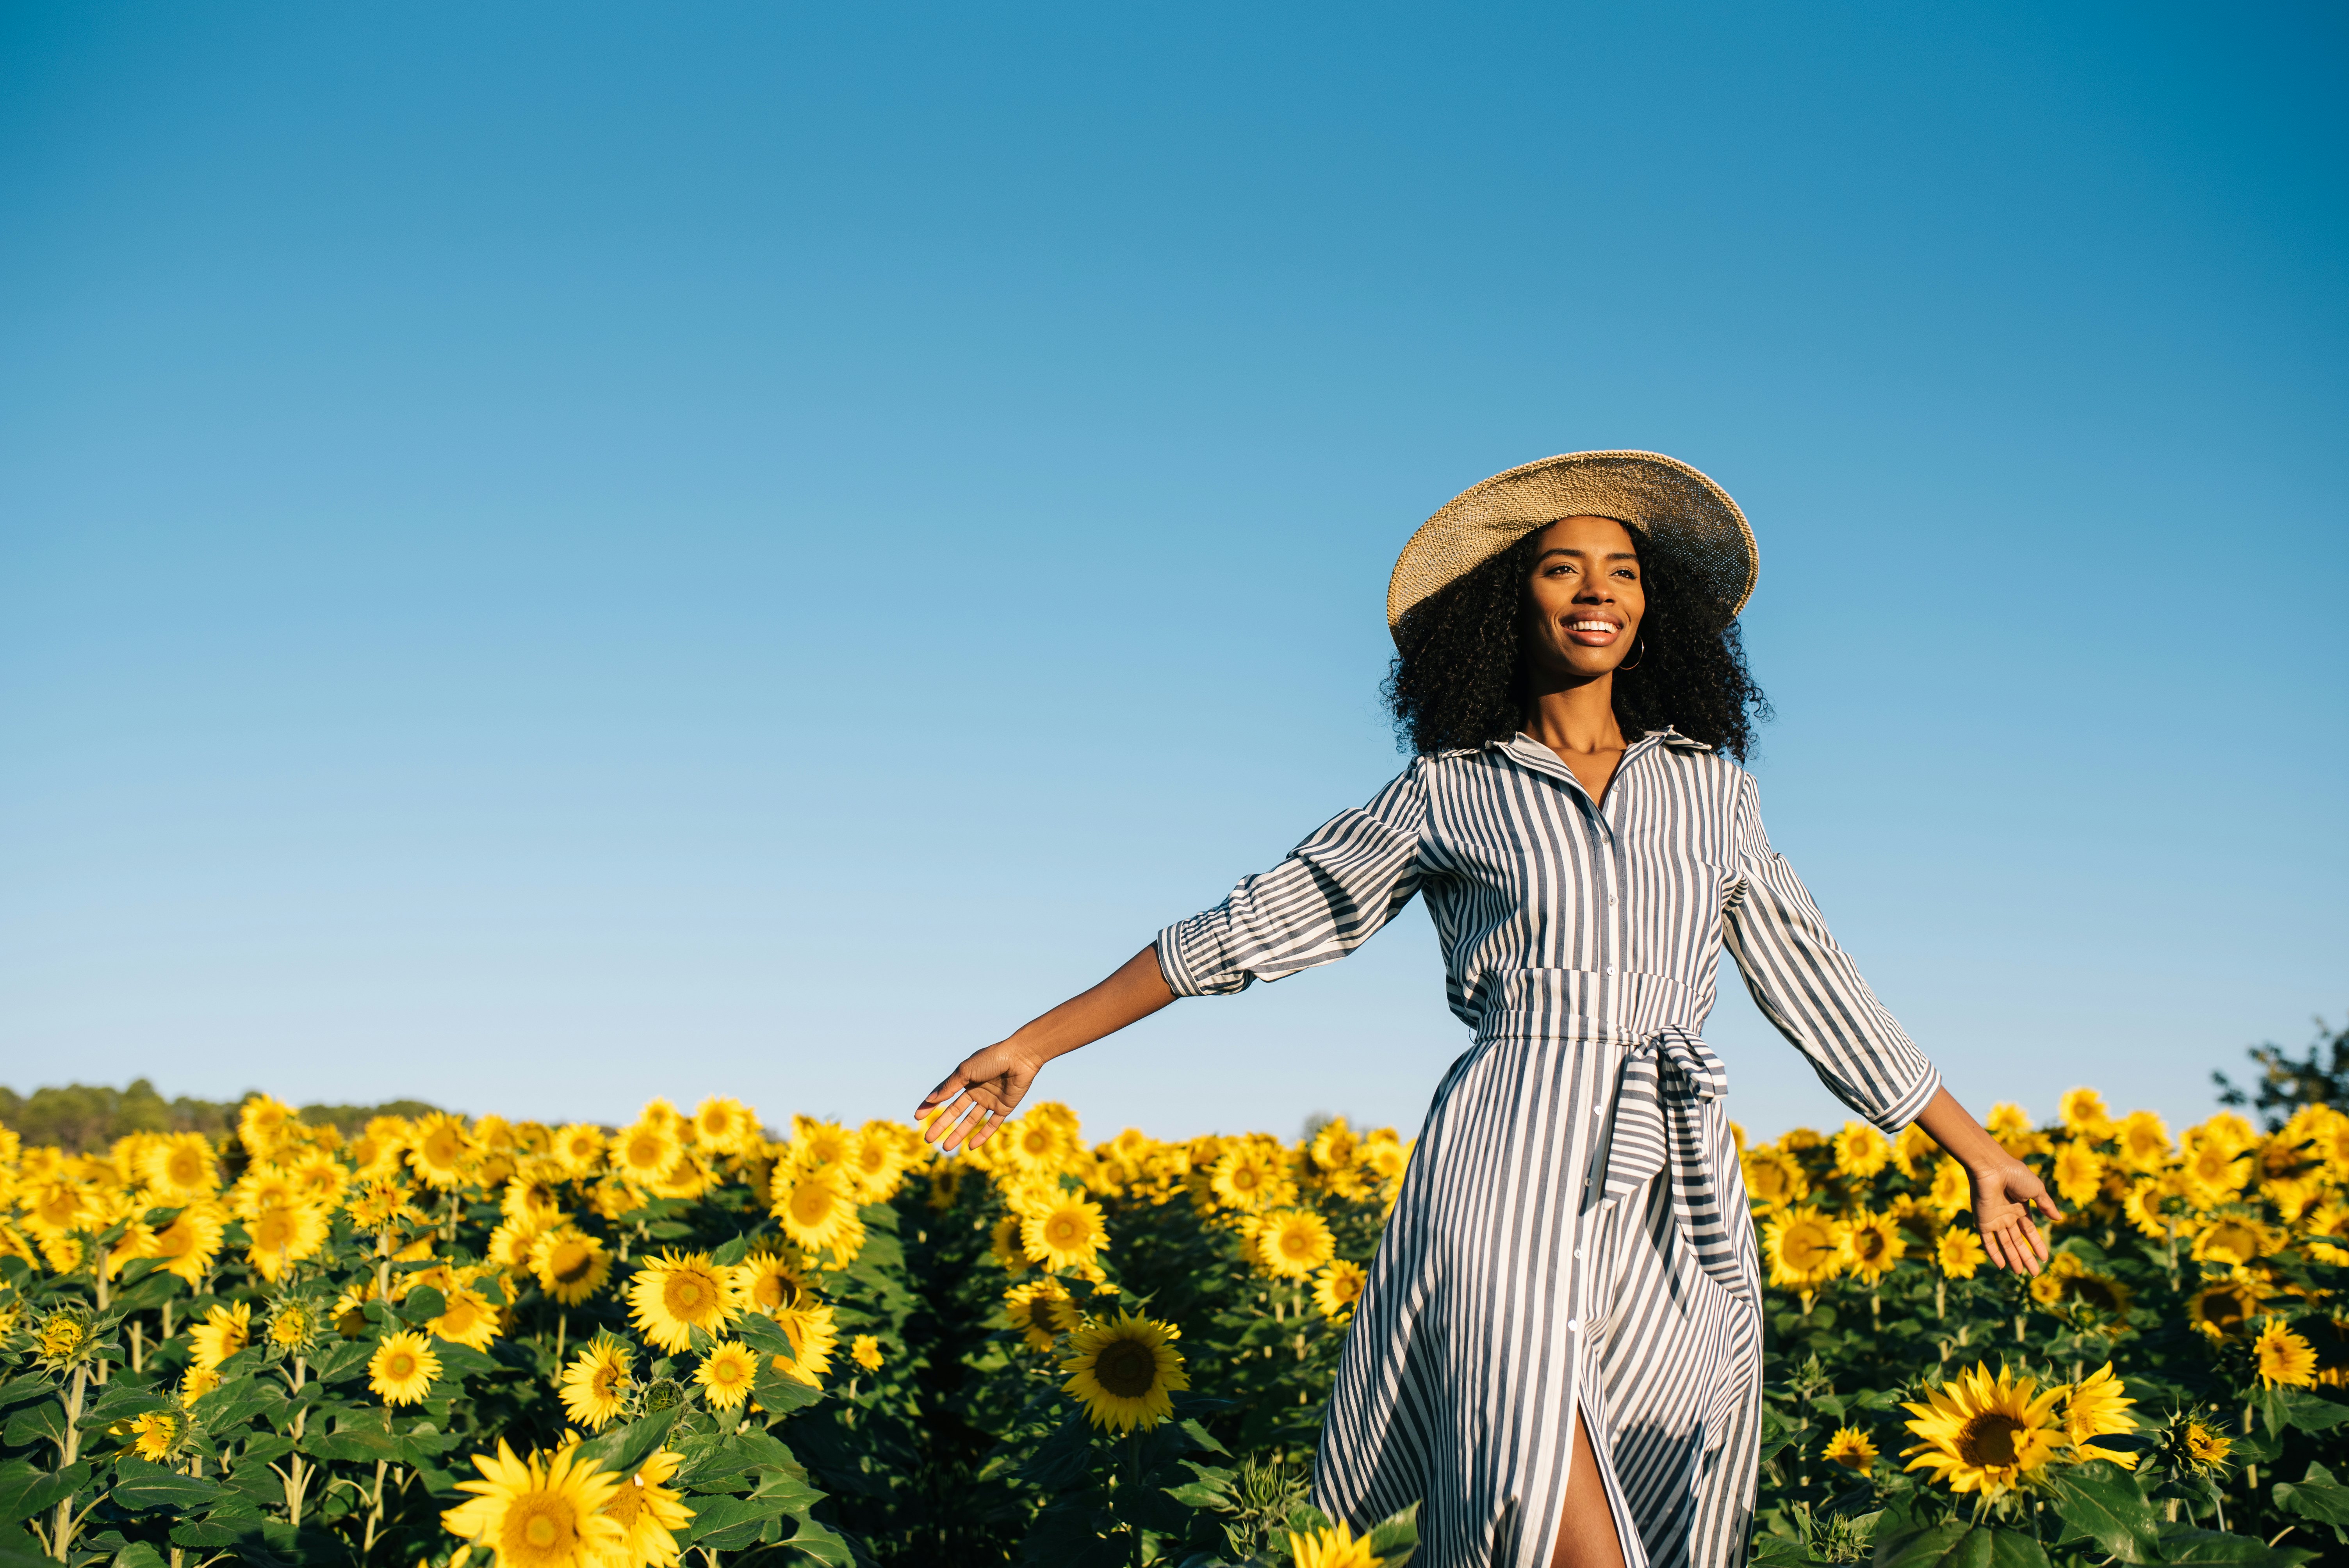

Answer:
[1155,728,1941,1568]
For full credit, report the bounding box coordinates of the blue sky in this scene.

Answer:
[2,3,2342,1145]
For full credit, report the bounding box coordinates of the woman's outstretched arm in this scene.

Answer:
[914,946,1176,1154]
[1914,1086,2064,1275]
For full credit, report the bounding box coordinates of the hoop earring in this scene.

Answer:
[1618,635,1646,673]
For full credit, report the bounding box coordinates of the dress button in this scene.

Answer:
[1574,1249,1585,1260]
[1605,964,1616,975]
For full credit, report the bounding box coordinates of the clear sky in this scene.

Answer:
[3,3,2343,1147]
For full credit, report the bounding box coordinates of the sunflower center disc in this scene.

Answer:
[525,1514,558,1548]
[1096,1339,1158,1398]
[1958,1412,2022,1467]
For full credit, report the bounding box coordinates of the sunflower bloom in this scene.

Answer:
[850,1334,884,1372]
[2059,1087,2114,1140]
[189,1301,253,1370]
[1739,1147,1808,1211]
[1762,1207,1844,1290]
[430,1287,504,1351]
[1936,1229,1987,1280]
[1839,1211,1905,1284]
[737,1252,809,1318]
[1208,1145,1292,1213]
[141,1133,221,1203]
[560,1340,633,1430]
[442,1439,627,1568]
[1823,1427,1878,1471]
[1249,1208,1337,1280]
[594,1450,695,1568]
[1004,1280,1080,1351]
[408,1113,476,1190]
[148,1203,227,1286]
[1314,1259,1368,1322]
[694,1342,758,1411]
[1020,1194,1109,1272]
[1287,1520,1383,1568]
[2062,1363,2138,1467]
[770,1167,862,1257]
[772,1302,839,1388]
[551,1124,606,1178]
[123,1408,185,1463]
[1900,1362,2066,1501]
[2051,1142,2105,1208]
[1832,1122,1891,1180]
[2253,1316,2319,1389]
[612,1122,682,1187]
[1060,1310,1187,1433]
[690,1097,759,1155]
[369,1330,442,1406]
[626,1251,742,1354]
[528,1227,615,1306]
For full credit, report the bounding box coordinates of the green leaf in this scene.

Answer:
[309,1339,373,1384]
[0,1379,59,1413]
[1748,1538,1810,1568]
[2,1401,66,1452]
[1874,1519,2050,1568]
[2266,1388,2349,1433]
[110,1458,222,1510]
[733,1313,793,1357]
[0,1459,89,1530]
[1363,1498,1421,1562]
[192,1376,281,1433]
[401,1286,447,1322]
[2273,1459,2349,1541]
[109,1544,168,1568]
[84,1377,168,1428]
[645,1221,694,1240]
[2037,1459,2159,1564]
[1174,1417,1230,1456]
[570,1405,681,1480]
[685,1492,795,1550]
[299,1426,406,1465]
[752,1363,822,1418]
[779,1515,856,1566]
[2152,1525,2318,1565]
[710,1236,753,1268]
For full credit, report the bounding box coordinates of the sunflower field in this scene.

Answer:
[0,1087,2345,1568]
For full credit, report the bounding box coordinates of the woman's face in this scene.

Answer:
[1520,514,1645,680]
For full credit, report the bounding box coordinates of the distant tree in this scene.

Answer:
[2213,1014,2349,1131]
[0,1079,440,1153]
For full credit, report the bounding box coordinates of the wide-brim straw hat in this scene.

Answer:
[1386,450,1757,642]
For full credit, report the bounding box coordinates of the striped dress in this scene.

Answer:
[1155,728,1941,1568]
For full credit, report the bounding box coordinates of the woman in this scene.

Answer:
[914,451,2060,1568]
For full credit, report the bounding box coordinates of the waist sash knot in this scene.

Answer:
[1594,1027,1748,1302]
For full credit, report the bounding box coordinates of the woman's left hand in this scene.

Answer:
[1966,1156,2062,1275]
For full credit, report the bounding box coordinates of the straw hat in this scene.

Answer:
[1386,450,1757,641]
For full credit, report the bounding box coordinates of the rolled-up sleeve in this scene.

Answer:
[1721,773,1942,1132]
[1156,763,1429,998]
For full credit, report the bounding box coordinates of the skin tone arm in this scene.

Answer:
[914,946,1174,1154]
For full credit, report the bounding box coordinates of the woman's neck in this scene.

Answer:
[1521,671,1625,759]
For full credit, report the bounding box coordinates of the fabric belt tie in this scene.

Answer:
[1594,1027,1748,1303]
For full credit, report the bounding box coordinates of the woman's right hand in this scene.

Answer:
[915,1039,1048,1154]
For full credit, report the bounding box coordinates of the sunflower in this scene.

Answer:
[2254,1316,2318,1389]
[1208,1145,1292,1213]
[123,1407,185,1463]
[1833,1122,1891,1180]
[612,1123,682,1188]
[348,1178,425,1231]
[737,1252,809,1318]
[2062,1363,2138,1467]
[528,1228,614,1307]
[693,1342,758,1412]
[2114,1110,2173,1171]
[2059,1087,2115,1140]
[1286,1521,1382,1568]
[850,1335,884,1372]
[1762,1207,1844,1290]
[500,1171,565,1230]
[2191,1215,2279,1268]
[2051,1142,2105,1208]
[2183,1421,2233,1472]
[1020,1194,1109,1273]
[236,1095,298,1156]
[560,1340,633,1429]
[369,1330,442,1406]
[626,1251,742,1354]
[770,1168,861,1256]
[431,1287,503,1351]
[1309,1117,1359,1174]
[1251,1208,1337,1280]
[227,1167,300,1221]
[242,1201,331,1281]
[998,1115,1068,1177]
[180,1367,221,1402]
[140,1133,220,1203]
[1823,1427,1878,1472]
[1900,1362,2066,1501]
[594,1449,695,1568]
[1925,1158,1972,1221]
[787,1117,855,1171]
[1060,1310,1187,1433]
[690,1098,759,1156]
[33,1309,90,1368]
[1314,1259,1369,1322]
[1739,1147,1809,1211]
[189,1301,253,1370]
[408,1113,476,1190]
[548,1124,606,1178]
[843,1128,909,1203]
[1004,1280,1080,1351]
[266,1298,324,1352]
[772,1302,839,1388]
[148,1203,227,1286]
[2186,1278,2266,1340]
[988,1214,1032,1275]
[1839,1211,1905,1284]
[441,1439,627,1568]
[1985,1103,2045,1159]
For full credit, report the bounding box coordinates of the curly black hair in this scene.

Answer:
[1382,524,1770,760]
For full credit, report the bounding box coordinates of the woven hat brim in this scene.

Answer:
[1386,450,1757,640]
